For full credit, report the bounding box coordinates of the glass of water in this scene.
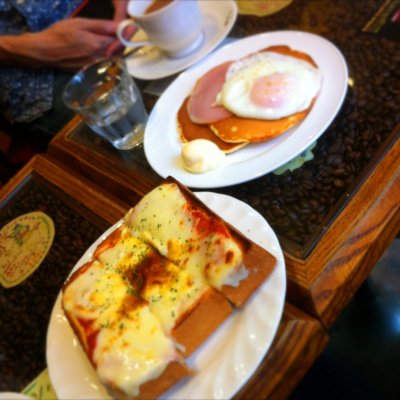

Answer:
[63,57,147,150]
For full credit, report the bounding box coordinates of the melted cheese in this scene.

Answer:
[94,305,178,397]
[62,260,127,323]
[141,257,208,333]
[96,230,151,271]
[62,259,179,397]
[126,183,247,289]
[95,229,208,334]
[126,185,192,259]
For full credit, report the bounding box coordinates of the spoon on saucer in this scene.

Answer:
[123,46,156,59]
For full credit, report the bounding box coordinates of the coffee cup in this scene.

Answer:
[117,0,203,58]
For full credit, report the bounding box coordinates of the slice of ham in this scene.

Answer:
[187,61,233,124]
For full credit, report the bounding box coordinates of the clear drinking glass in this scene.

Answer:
[63,58,148,150]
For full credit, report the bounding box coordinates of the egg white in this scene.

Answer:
[217,51,322,120]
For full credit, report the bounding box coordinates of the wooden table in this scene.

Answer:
[0,155,327,398]
[49,0,400,327]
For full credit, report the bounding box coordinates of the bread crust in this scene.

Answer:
[172,287,233,356]
[105,360,190,400]
[220,242,277,307]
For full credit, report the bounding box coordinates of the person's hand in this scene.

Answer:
[0,17,121,70]
[105,0,137,57]
[33,18,121,69]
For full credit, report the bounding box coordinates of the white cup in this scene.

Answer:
[117,0,204,58]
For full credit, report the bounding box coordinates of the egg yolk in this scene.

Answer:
[250,72,296,109]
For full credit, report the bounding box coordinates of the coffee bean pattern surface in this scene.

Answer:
[218,0,399,257]
[0,179,103,391]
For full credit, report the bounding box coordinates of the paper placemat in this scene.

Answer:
[22,369,56,400]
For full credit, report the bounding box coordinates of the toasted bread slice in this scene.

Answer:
[62,258,190,399]
[62,177,276,399]
[168,177,277,307]
[125,177,277,308]
[93,225,233,356]
[106,361,190,400]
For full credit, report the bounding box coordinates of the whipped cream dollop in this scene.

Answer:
[181,139,226,173]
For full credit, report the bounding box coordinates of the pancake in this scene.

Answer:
[177,97,248,153]
[210,105,311,143]
[264,45,318,68]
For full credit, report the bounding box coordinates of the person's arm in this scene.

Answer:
[0,18,121,70]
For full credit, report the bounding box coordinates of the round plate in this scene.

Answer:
[0,394,30,400]
[144,30,349,189]
[125,0,237,80]
[46,192,286,399]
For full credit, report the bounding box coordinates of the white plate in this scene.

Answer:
[144,30,349,189]
[0,394,30,400]
[125,0,237,80]
[46,192,286,400]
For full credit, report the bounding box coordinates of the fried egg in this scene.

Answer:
[217,51,322,120]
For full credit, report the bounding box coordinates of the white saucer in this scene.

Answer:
[125,0,238,80]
